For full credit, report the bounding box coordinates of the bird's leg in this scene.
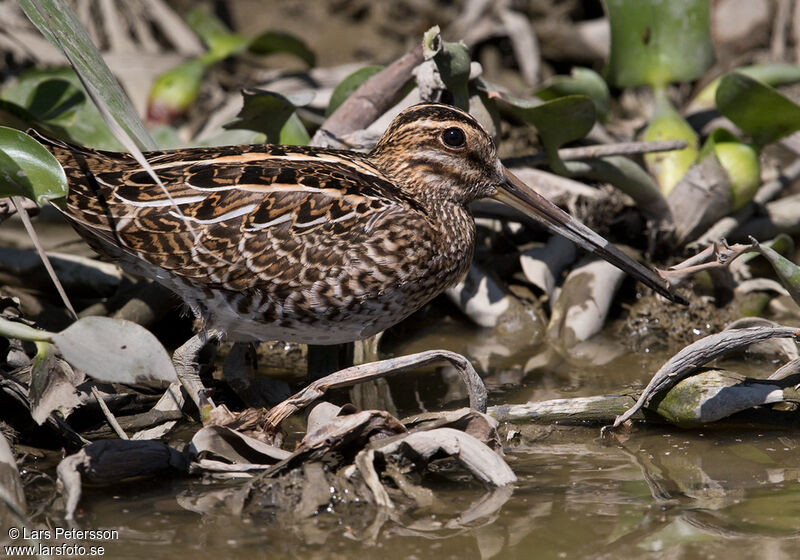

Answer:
[223,342,291,407]
[265,349,488,429]
[350,334,398,417]
[306,343,354,382]
[173,329,222,410]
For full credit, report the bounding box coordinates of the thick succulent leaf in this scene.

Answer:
[502,95,596,175]
[0,126,67,204]
[185,7,249,60]
[643,89,699,195]
[422,25,442,58]
[2,68,121,149]
[603,0,714,87]
[326,65,384,116]
[26,78,85,122]
[423,26,471,109]
[249,30,316,67]
[150,125,184,150]
[0,100,44,134]
[716,72,800,148]
[565,156,670,222]
[699,129,761,210]
[278,112,311,145]
[225,89,311,144]
[693,63,800,109]
[738,234,794,267]
[434,41,471,110]
[147,58,209,124]
[751,240,800,306]
[19,0,156,150]
[52,317,178,386]
[535,67,610,121]
[0,315,54,342]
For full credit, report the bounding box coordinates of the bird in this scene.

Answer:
[33,103,683,350]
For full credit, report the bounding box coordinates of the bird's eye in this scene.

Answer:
[441,127,466,148]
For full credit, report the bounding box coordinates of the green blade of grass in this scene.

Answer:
[19,0,157,151]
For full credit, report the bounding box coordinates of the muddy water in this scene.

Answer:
[59,321,800,560]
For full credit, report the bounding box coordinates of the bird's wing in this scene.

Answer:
[37,135,434,294]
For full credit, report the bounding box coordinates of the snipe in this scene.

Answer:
[35,103,683,349]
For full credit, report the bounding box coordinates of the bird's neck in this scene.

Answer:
[426,199,476,283]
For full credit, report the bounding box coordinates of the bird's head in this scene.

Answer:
[370,103,685,304]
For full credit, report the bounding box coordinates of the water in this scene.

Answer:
[54,322,800,560]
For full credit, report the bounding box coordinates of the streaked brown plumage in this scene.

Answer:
[34,103,683,345]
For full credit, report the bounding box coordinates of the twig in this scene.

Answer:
[489,394,641,425]
[11,197,77,320]
[663,240,754,280]
[502,140,688,167]
[772,0,792,60]
[313,45,424,142]
[0,197,38,224]
[265,350,487,428]
[91,386,129,440]
[794,0,800,63]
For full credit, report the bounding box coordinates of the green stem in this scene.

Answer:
[0,316,55,342]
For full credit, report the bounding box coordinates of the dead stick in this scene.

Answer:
[314,45,424,141]
[265,350,486,428]
[11,197,77,319]
[503,140,688,167]
[91,386,129,440]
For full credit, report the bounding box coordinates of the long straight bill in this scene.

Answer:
[496,167,686,304]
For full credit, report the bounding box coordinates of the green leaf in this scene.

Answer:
[716,72,800,148]
[699,129,760,210]
[643,89,699,195]
[185,7,249,60]
[751,240,800,306]
[501,95,596,175]
[535,67,610,121]
[0,315,54,342]
[326,65,384,116]
[2,68,121,149]
[149,125,184,150]
[0,99,45,132]
[147,58,208,124]
[26,79,85,122]
[421,25,471,109]
[198,128,265,148]
[603,0,714,88]
[692,63,800,109]
[738,234,794,266]
[18,0,156,150]
[51,317,179,386]
[422,25,442,58]
[565,156,670,221]
[0,126,67,204]
[225,89,310,144]
[434,40,472,110]
[278,112,310,146]
[248,30,316,67]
